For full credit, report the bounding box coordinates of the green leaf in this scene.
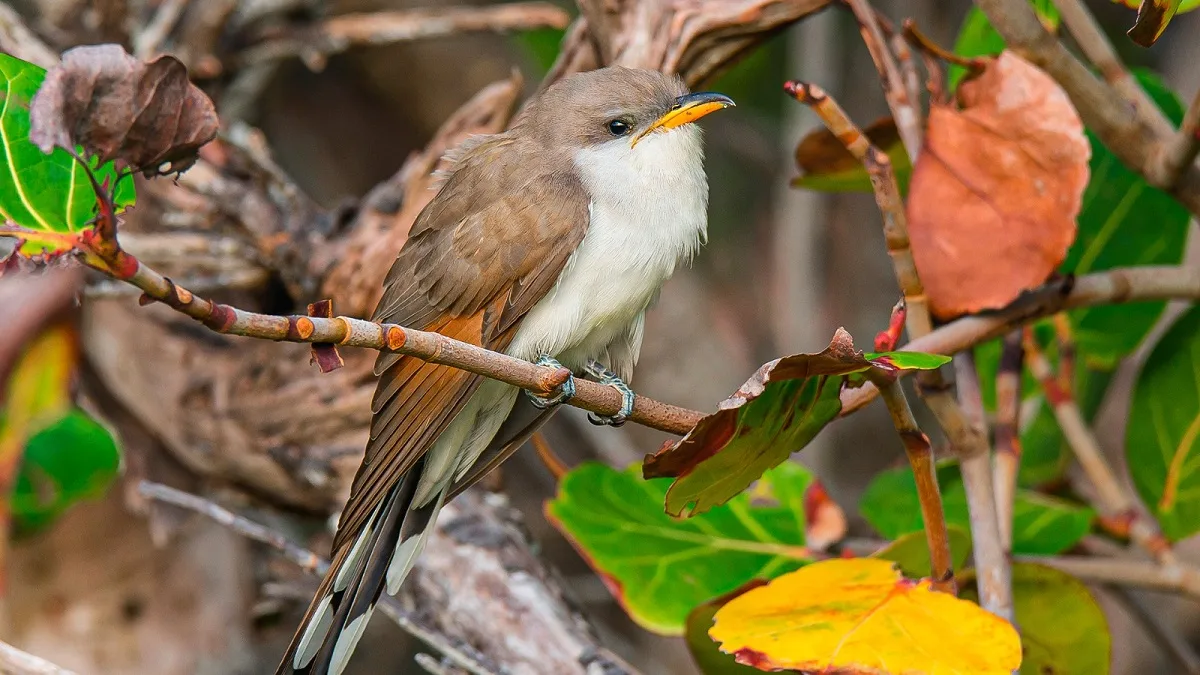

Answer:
[685,581,802,675]
[861,464,1093,555]
[1127,305,1200,542]
[863,351,951,370]
[965,563,1110,675]
[948,8,1006,91]
[13,408,120,532]
[1068,71,1188,367]
[871,526,973,579]
[0,53,134,256]
[644,329,947,517]
[547,462,815,635]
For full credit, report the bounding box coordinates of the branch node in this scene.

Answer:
[386,325,407,351]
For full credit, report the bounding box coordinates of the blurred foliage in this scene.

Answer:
[861,463,1094,555]
[0,53,134,256]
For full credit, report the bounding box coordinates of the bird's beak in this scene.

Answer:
[632,92,735,146]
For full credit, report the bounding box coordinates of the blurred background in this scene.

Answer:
[1,0,1199,673]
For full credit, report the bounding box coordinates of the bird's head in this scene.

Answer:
[524,67,734,153]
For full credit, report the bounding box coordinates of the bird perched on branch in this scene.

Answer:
[277,66,733,675]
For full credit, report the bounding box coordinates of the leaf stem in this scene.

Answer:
[992,331,1024,552]
[870,372,956,593]
[785,77,1012,619]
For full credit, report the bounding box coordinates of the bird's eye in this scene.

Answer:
[607,119,631,136]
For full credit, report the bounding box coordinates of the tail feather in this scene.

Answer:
[276,457,428,675]
[386,486,447,595]
[312,479,408,675]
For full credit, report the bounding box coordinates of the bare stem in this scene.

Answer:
[1051,0,1168,133]
[992,331,1023,552]
[56,237,704,436]
[138,481,501,675]
[872,374,956,593]
[1108,587,1200,675]
[1157,87,1200,189]
[138,481,326,575]
[843,0,923,160]
[1022,330,1177,566]
[1021,554,1200,596]
[840,265,1200,413]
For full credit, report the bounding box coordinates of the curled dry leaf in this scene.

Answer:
[801,481,846,551]
[643,328,949,517]
[29,44,218,177]
[792,117,912,193]
[906,51,1089,320]
[709,558,1023,674]
[1124,0,1184,47]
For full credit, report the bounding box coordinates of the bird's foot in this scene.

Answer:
[525,354,575,409]
[584,359,635,427]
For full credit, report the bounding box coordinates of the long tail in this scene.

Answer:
[276,457,447,675]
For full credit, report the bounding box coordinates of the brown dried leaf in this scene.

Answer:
[795,117,901,176]
[802,481,846,551]
[29,44,218,177]
[906,51,1089,320]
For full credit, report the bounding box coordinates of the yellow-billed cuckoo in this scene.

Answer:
[277,66,733,675]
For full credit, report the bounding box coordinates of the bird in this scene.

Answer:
[276,66,733,675]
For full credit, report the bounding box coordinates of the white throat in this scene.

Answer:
[506,125,709,373]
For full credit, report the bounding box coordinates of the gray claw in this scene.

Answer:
[584,359,634,427]
[525,354,575,409]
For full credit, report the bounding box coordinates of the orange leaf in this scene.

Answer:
[906,51,1089,320]
[709,558,1022,674]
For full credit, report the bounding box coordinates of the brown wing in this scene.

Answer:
[334,137,589,550]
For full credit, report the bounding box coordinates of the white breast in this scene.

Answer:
[506,126,709,370]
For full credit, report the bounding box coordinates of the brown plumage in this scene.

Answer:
[276,66,732,675]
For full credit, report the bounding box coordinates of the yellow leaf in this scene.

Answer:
[709,558,1021,674]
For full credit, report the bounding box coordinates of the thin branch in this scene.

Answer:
[1020,554,1200,596]
[890,32,925,150]
[1052,313,1075,395]
[52,233,703,435]
[137,481,501,675]
[0,3,58,69]
[132,0,190,59]
[1051,0,1169,133]
[1107,587,1200,675]
[843,0,923,160]
[992,331,1023,552]
[1157,87,1200,189]
[840,265,1200,414]
[784,82,933,337]
[902,18,988,72]
[234,4,570,69]
[1022,330,1178,566]
[871,373,956,594]
[785,78,1011,619]
[138,481,326,575]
